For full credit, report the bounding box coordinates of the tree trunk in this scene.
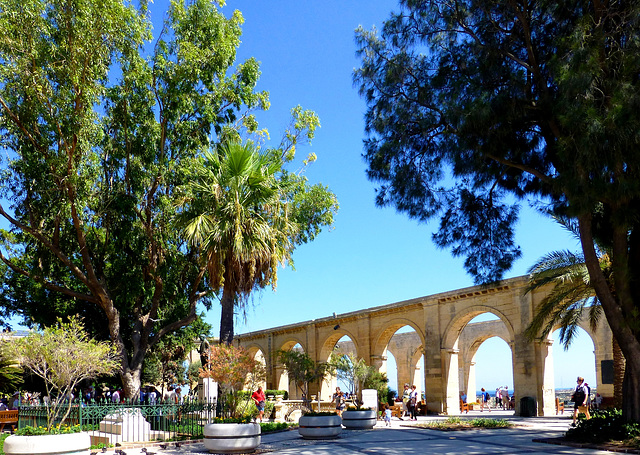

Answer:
[121,368,142,401]
[219,285,235,345]
[621,353,640,422]
[613,337,625,408]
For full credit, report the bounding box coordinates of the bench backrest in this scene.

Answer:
[0,410,19,421]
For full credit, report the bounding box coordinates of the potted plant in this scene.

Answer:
[329,351,377,429]
[275,350,341,439]
[4,317,118,455]
[297,411,342,439]
[200,344,265,453]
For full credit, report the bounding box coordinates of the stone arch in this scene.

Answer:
[274,338,307,397]
[372,319,426,397]
[546,318,602,394]
[440,306,516,414]
[442,305,515,351]
[372,318,426,360]
[317,330,360,400]
[244,343,267,390]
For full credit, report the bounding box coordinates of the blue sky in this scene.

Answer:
[6,0,596,391]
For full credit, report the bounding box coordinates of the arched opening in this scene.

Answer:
[469,336,514,406]
[551,326,597,405]
[448,311,514,414]
[319,334,358,402]
[245,346,267,392]
[382,325,425,407]
[275,340,305,399]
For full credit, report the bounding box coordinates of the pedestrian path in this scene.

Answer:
[111,414,619,455]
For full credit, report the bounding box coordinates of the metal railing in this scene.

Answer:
[17,398,219,445]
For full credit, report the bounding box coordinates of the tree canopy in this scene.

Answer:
[355,0,640,421]
[0,0,336,397]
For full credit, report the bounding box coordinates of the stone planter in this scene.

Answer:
[3,432,91,455]
[341,409,377,429]
[203,422,261,454]
[298,414,342,439]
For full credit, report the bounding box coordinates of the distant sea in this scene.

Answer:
[475,387,592,399]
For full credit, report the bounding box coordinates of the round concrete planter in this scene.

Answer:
[341,409,377,429]
[3,432,91,455]
[298,414,342,439]
[203,422,261,453]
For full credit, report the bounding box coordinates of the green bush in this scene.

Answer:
[15,424,83,436]
[260,422,291,432]
[469,418,512,428]
[265,389,288,400]
[1,432,9,454]
[566,409,640,443]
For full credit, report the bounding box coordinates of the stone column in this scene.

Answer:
[540,339,556,416]
[513,332,541,415]
[441,348,460,414]
[467,361,477,401]
[423,310,445,413]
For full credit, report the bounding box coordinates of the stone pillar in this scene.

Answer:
[442,348,460,414]
[467,361,477,401]
[513,328,540,415]
[540,339,556,416]
[395,351,412,391]
[412,365,422,398]
[423,315,445,413]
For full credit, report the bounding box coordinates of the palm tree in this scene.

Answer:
[178,141,297,344]
[525,217,623,406]
[0,343,23,394]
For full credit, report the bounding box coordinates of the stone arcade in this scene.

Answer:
[235,275,614,416]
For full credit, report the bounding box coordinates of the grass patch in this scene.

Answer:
[416,416,513,430]
[260,422,294,433]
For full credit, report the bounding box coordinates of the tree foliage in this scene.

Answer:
[329,351,377,405]
[200,343,264,418]
[275,349,331,408]
[355,0,640,422]
[0,342,22,394]
[0,0,335,396]
[9,317,119,429]
[178,140,337,344]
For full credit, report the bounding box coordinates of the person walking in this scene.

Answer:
[400,384,411,420]
[408,385,419,420]
[502,386,510,410]
[252,385,266,422]
[383,404,392,426]
[331,387,346,417]
[480,388,491,412]
[572,377,591,425]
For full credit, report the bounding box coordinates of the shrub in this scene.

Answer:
[566,409,640,442]
[260,422,291,432]
[265,389,288,400]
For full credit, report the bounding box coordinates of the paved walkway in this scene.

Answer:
[110,411,621,455]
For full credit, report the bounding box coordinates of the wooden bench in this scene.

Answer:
[555,397,564,415]
[0,410,18,433]
[390,404,403,418]
[460,399,469,414]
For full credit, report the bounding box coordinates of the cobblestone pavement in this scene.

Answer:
[103,414,620,455]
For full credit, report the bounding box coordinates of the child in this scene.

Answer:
[384,404,392,426]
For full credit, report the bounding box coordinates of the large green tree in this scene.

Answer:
[0,0,332,398]
[355,0,640,421]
